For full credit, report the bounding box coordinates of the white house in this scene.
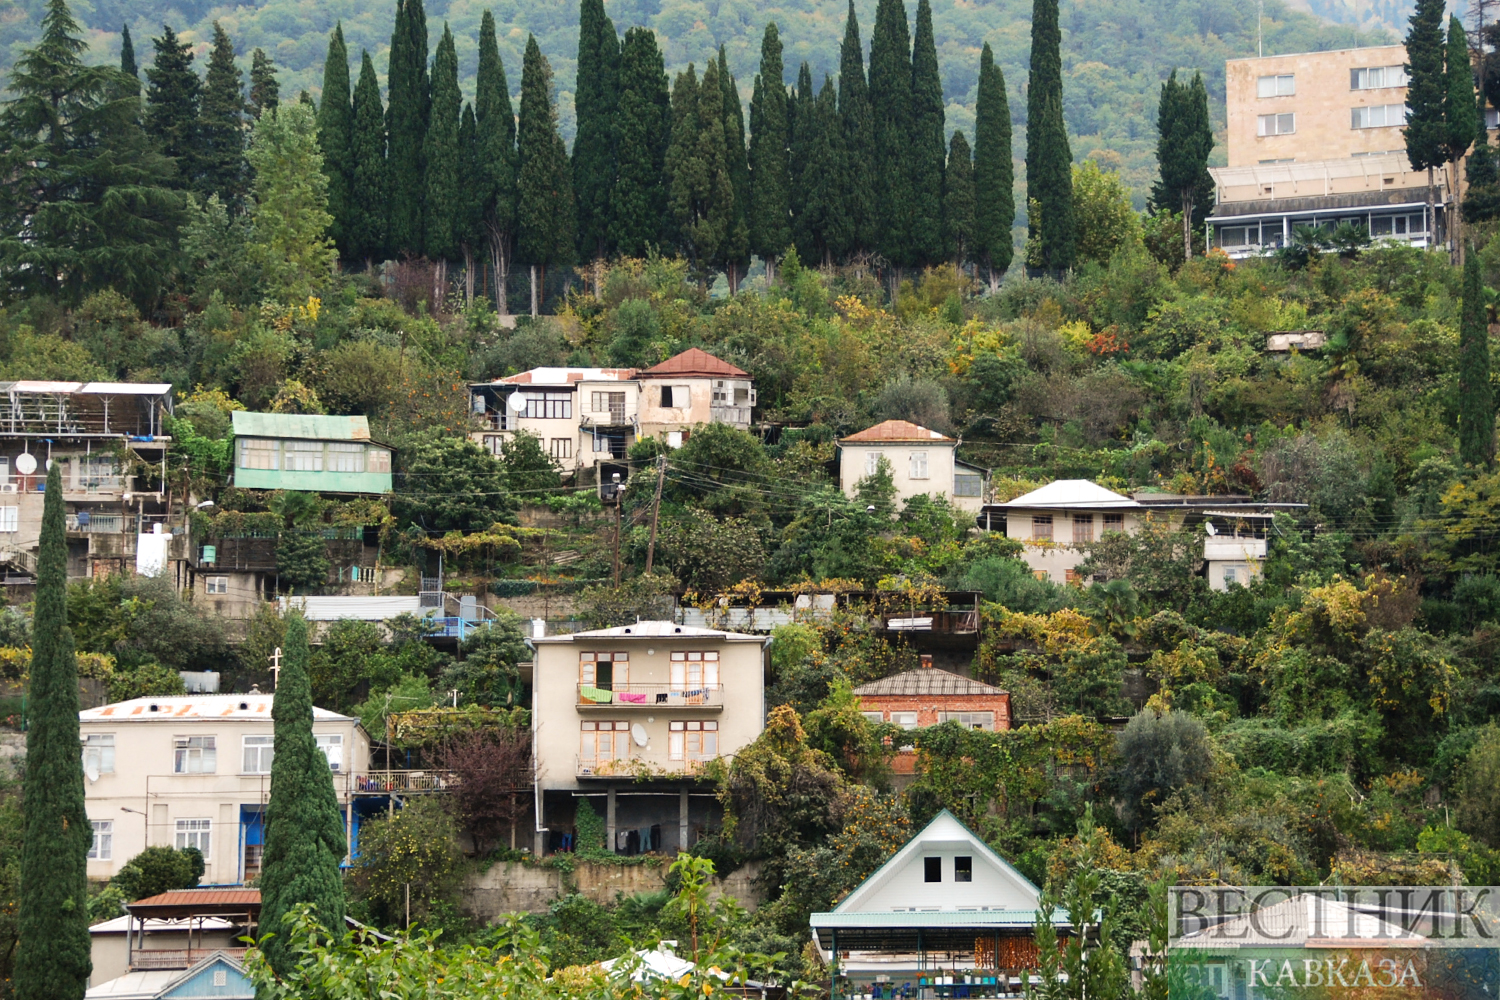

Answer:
[838,421,987,513]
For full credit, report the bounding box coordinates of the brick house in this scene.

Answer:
[854,661,1012,776]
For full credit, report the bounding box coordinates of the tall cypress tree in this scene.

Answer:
[387,0,430,257]
[144,24,201,189]
[1406,0,1446,241]
[667,60,734,286]
[944,130,975,266]
[1026,0,1073,273]
[199,22,247,209]
[424,24,461,266]
[458,100,484,302]
[249,48,278,118]
[1465,85,1500,224]
[1152,69,1213,261]
[258,613,347,978]
[908,0,946,268]
[476,10,518,313]
[611,27,670,258]
[837,0,876,261]
[664,66,700,259]
[317,24,354,256]
[747,22,790,279]
[348,51,387,265]
[15,460,90,1000]
[719,47,750,291]
[573,0,620,263]
[516,34,576,313]
[869,0,913,273]
[1459,247,1494,465]
[120,24,138,94]
[789,62,815,260]
[971,43,1013,290]
[1446,14,1481,254]
[796,76,845,266]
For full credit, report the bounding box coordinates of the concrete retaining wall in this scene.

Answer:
[462,859,762,919]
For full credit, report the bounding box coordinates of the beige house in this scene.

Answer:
[528,621,769,856]
[1210,45,1449,256]
[838,420,987,513]
[999,480,1145,584]
[636,348,756,445]
[79,694,370,886]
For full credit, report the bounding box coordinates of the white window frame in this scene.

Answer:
[1256,73,1295,97]
[1351,104,1407,129]
[238,438,278,470]
[175,818,211,858]
[865,451,879,476]
[206,576,228,595]
[909,451,929,480]
[89,819,112,860]
[1257,113,1296,136]
[326,441,365,473]
[242,734,274,774]
[1350,65,1407,90]
[367,448,391,474]
[173,735,216,774]
[938,711,995,731]
[81,733,115,774]
[861,711,885,724]
[0,507,18,533]
[954,472,982,497]
[316,733,344,772]
[283,440,324,472]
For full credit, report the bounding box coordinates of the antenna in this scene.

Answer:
[1258,0,1264,57]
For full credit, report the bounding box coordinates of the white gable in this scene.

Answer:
[1003,479,1139,509]
[834,810,1041,914]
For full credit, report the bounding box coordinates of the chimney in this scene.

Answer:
[920,654,933,669]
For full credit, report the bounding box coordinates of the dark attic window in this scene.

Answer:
[925,857,942,882]
[955,856,973,882]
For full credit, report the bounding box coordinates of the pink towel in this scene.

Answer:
[618,692,647,703]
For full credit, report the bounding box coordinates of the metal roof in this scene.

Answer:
[477,367,639,386]
[1003,480,1139,509]
[853,668,1008,698]
[841,420,953,444]
[230,411,385,444]
[91,915,236,934]
[126,889,261,919]
[638,348,749,379]
[812,910,1054,930]
[532,621,767,644]
[82,695,353,723]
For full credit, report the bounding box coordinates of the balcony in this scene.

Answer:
[710,405,752,425]
[132,948,249,970]
[581,409,634,430]
[576,683,723,710]
[66,512,125,533]
[351,770,458,794]
[1203,536,1268,561]
[576,754,717,778]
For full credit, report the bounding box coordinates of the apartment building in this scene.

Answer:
[1209,45,1450,256]
[838,420,988,513]
[80,694,370,885]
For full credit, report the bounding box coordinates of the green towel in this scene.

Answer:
[580,686,613,703]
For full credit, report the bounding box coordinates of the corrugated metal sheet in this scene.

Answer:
[852,668,1007,697]
[810,910,1052,929]
[231,411,372,442]
[840,420,952,443]
[639,347,749,378]
[278,596,423,621]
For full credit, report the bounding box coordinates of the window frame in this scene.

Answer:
[580,651,630,689]
[549,437,572,460]
[668,720,719,761]
[1072,515,1094,544]
[1102,513,1125,533]
[325,441,366,474]
[909,451,930,480]
[1256,73,1295,97]
[669,650,720,690]
[0,506,19,533]
[89,819,113,861]
[316,733,344,771]
[282,440,325,473]
[174,735,217,774]
[1256,112,1296,136]
[954,473,982,497]
[938,711,995,731]
[238,438,279,471]
[1032,514,1054,541]
[367,448,392,474]
[520,392,572,420]
[242,734,275,774]
[81,733,115,775]
[955,856,973,882]
[924,856,942,882]
[1351,103,1407,129]
[206,576,228,595]
[580,720,630,762]
[174,818,211,858]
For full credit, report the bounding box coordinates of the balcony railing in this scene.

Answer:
[66,513,124,533]
[132,948,249,970]
[576,754,717,778]
[576,683,723,709]
[1203,537,1268,561]
[351,770,458,794]
[710,405,752,425]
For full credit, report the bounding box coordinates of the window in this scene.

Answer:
[1256,73,1295,97]
[579,651,629,690]
[1372,214,1422,236]
[89,820,112,860]
[213,971,228,988]
[865,451,879,476]
[1257,113,1296,136]
[892,712,919,730]
[1072,515,1094,544]
[591,392,627,420]
[549,438,572,460]
[734,386,751,406]
[238,439,278,470]
[1217,226,1251,248]
[925,857,942,882]
[0,506,18,533]
[82,733,115,774]
[1351,104,1406,129]
[712,381,728,404]
[520,392,572,419]
[1224,566,1239,585]
[80,456,120,491]
[174,735,216,774]
[861,711,885,724]
[669,651,720,690]
[580,721,629,761]
[909,451,929,479]
[0,456,10,487]
[316,733,344,771]
[955,856,973,882]
[367,448,391,474]
[954,473,982,497]
[1350,65,1407,90]
[175,818,211,858]
[669,720,719,761]
[243,735,274,773]
[1032,514,1053,541]
[326,442,365,473]
[283,441,324,472]
[661,386,689,408]
[1103,513,1124,533]
[206,576,228,595]
[939,711,995,731]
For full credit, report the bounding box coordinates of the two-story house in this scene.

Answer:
[636,348,755,446]
[854,662,1011,779]
[838,420,988,513]
[229,412,394,494]
[80,694,371,886]
[528,621,769,856]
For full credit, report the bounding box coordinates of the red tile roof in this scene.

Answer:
[639,348,749,379]
[840,419,953,443]
[127,889,261,919]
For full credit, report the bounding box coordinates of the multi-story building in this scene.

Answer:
[528,621,769,856]
[636,348,756,446]
[854,662,1012,778]
[79,694,371,885]
[1209,45,1450,257]
[837,420,988,513]
[229,412,394,494]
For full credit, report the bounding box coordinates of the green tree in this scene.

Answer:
[110,846,203,902]
[317,24,353,257]
[1405,0,1447,235]
[198,22,246,209]
[119,25,137,85]
[838,0,877,261]
[144,24,200,189]
[515,35,576,314]
[1073,159,1141,265]
[245,102,337,301]
[386,0,429,257]
[943,130,975,264]
[1113,710,1212,830]
[1465,91,1500,224]
[792,76,844,266]
[15,460,91,1000]
[907,0,946,268]
[1026,0,1074,273]
[1027,812,1131,1000]
[424,24,461,265]
[1446,14,1481,251]
[1152,70,1213,261]
[610,27,670,258]
[476,11,518,313]
[1459,247,1494,466]
[248,48,278,118]
[394,434,518,532]
[869,0,913,273]
[748,23,791,279]
[788,62,814,259]
[348,51,387,264]
[457,100,484,303]
[1457,724,1500,846]
[439,615,529,707]
[258,613,346,975]
[573,0,619,263]
[719,47,751,291]
[971,43,1013,290]
[348,797,464,928]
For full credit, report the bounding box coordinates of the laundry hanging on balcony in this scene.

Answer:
[580,686,614,703]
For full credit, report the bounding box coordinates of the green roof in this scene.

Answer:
[231,411,387,445]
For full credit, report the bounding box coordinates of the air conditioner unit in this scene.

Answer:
[0,484,17,494]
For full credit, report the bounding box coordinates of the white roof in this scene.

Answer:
[85,971,184,1000]
[599,946,713,982]
[81,695,353,723]
[1002,479,1140,510]
[533,621,766,643]
[91,915,236,934]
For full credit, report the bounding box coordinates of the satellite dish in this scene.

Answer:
[631,723,648,748]
[14,454,35,476]
[85,763,98,783]
[1204,521,1217,536]
[507,393,527,412]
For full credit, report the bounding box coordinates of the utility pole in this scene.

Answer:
[611,472,622,587]
[645,455,667,573]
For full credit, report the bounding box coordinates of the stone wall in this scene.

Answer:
[462,859,762,919]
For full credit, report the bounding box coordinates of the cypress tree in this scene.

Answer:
[476,10,518,313]
[665,66,700,259]
[1446,14,1481,254]
[1026,0,1074,273]
[837,0,877,261]
[573,0,620,262]
[1459,247,1494,465]
[667,59,734,286]
[120,24,139,97]
[516,34,576,313]
[317,24,354,256]
[387,0,430,257]
[747,22,791,279]
[795,76,845,266]
[908,0,946,268]
[458,101,484,302]
[257,613,347,978]
[611,27,670,258]
[15,461,90,1000]
[249,48,278,118]
[145,24,201,189]
[424,24,461,266]
[719,47,750,291]
[789,62,815,260]
[348,51,387,265]
[1465,88,1500,224]
[971,43,1013,290]
[1406,0,1446,240]
[1152,69,1214,261]
[198,22,246,210]
[944,130,975,265]
[869,0,914,273]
